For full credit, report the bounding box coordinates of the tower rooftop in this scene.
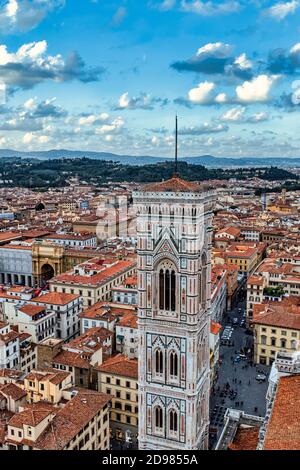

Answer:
[142,176,207,193]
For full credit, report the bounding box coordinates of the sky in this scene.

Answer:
[1,0,300,158]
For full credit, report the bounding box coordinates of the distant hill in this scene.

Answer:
[1,148,300,168]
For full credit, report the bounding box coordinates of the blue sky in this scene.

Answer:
[1,0,300,157]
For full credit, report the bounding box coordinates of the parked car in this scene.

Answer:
[256,374,267,382]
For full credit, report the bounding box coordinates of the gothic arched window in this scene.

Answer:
[155,406,163,429]
[158,261,176,312]
[169,350,178,378]
[155,349,164,374]
[169,409,178,432]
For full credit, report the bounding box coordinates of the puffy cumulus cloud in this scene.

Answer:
[263,1,298,21]
[78,113,109,125]
[95,116,125,135]
[235,75,278,103]
[0,40,105,91]
[22,131,50,145]
[180,0,240,16]
[267,43,300,75]
[220,107,246,121]
[188,81,216,104]
[220,107,269,123]
[171,42,253,79]
[0,97,68,132]
[29,98,67,118]
[171,42,234,74]
[0,0,65,34]
[23,132,34,144]
[115,91,169,110]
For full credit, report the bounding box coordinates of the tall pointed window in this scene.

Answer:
[169,409,178,432]
[155,406,163,429]
[155,349,163,374]
[159,269,164,310]
[169,350,178,378]
[158,261,176,312]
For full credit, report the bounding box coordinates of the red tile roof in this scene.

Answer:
[32,292,80,305]
[96,354,138,379]
[34,389,110,450]
[252,297,300,330]
[19,304,46,317]
[143,177,205,193]
[264,375,300,450]
[228,427,260,451]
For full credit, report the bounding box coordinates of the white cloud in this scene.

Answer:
[236,75,278,103]
[95,116,125,134]
[0,136,6,145]
[116,92,162,110]
[215,93,227,103]
[23,98,36,110]
[264,1,298,21]
[180,0,240,16]
[234,53,252,70]
[39,135,50,143]
[78,113,109,125]
[196,41,233,59]
[0,40,103,90]
[0,0,65,34]
[188,81,216,103]
[221,107,246,121]
[23,132,34,144]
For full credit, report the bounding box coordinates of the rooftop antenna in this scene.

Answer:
[174,114,178,178]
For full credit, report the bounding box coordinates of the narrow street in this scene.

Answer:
[209,297,270,448]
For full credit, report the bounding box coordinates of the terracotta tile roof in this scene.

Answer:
[252,297,300,330]
[8,403,56,429]
[0,383,27,401]
[117,312,137,329]
[19,304,46,317]
[0,369,23,380]
[80,301,136,320]
[53,350,90,369]
[52,259,136,286]
[142,177,205,193]
[25,369,70,386]
[264,375,300,450]
[34,389,111,450]
[228,427,260,451]
[96,354,138,379]
[32,292,80,305]
[0,330,19,345]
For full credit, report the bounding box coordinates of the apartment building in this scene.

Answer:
[43,233,97,248]
[252,297,300,365]
[80,301,136,334]
[23,369,73,404]
[111,275,137,305]
[96,354,138,444]
[16,305,56,343]
[52,327,112,388]
[50,257,136,308]
[0,323,20,369]
[115,311,138,359]
[5,389,111,450]
[31,292,82,341]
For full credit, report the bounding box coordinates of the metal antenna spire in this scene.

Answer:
[174,114,178,177]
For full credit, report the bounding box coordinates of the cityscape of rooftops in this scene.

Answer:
[0,0,300,459]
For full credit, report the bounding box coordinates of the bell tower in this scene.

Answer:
[133,146,216,449]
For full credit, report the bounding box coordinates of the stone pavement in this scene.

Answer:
[209,299,270,448]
